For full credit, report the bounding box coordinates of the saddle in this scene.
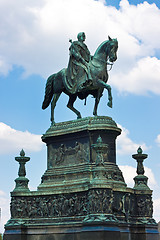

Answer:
[63,68,93,95]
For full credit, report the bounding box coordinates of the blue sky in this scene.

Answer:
[106,0,160,8]
[0,0,160,232]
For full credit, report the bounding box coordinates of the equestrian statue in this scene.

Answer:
[42,32,118,123]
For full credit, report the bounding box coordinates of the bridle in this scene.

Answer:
[107,61,114,71]
[107,40,118,71]
[91,40,117,71]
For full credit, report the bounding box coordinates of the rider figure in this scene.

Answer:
[67,32,93,92]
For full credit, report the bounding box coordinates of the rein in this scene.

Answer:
[106,55,114,71]
[93,57,106,64]
[92,57,114,71]
[107,62,113,71]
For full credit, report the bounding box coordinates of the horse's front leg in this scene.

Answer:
[93,91,102,116]
[93,97,99,116]
[96,80,112,108]
[51,93,61,124]
[67,95,82,119]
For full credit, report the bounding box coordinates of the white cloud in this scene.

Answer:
[111,57,160,95]
[0,191,10,233]
[156,134,160,147]
[119,165,157,189]
[119,165,136,187]
[0,122,43,154]
[119,0,160,47]
[0,0,159,95]
[117,124,148,155]
[109,0,160,95]
[153,198,160,222]
[144,166,157,188]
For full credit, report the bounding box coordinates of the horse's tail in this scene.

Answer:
[42,74,54,109]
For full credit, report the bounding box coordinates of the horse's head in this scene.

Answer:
[93,36,118,64]
[107,36,118,63]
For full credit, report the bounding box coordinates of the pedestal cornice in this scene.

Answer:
[42,116,121,140]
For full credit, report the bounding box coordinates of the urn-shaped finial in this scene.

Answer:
[20,149,25,157]
[132,147,147,175]
[92,135,108,166]
[137,146,143,154]
[132,147,150,190]
[13,150,30,192]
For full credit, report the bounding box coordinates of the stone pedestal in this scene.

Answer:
[38,116,126,193]
[3,117,159,240]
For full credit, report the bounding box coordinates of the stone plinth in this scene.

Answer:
[3,117,159,240]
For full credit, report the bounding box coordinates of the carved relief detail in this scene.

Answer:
[11,189,113,219]
[136,195,153,217]
[10,190,154,224]
[48,142,89,168]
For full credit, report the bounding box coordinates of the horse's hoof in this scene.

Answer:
[107,102,112,108]
[77,115,82,119]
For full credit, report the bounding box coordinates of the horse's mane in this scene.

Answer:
[94,40,109,56]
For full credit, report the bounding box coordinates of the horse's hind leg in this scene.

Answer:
[51,93,61,124]
[67,95,82,119]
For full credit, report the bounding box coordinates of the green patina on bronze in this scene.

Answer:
[42,33,118,123]
[3,33,160,240]
[132,147,150,190]
[13,149,30,192]
[91,135,109,166]
[4,117,158,240]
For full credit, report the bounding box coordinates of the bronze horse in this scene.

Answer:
[42,36,118,123]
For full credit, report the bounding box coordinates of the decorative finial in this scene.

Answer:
[13,150,30,192]
[97,135,103,143]
[92,135,108,166]
[132,148,150,190]
[137,146,142,154]
[20,149,25,157]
